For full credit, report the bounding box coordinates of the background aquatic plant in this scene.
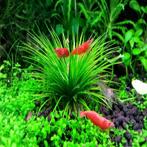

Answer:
[22,30,118,114]
[0,0,137,61]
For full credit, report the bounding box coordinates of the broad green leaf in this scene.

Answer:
[129,38,135,48]
[133,36,142,44]
[0,64,4,71]
[129,0,141,13]
[0,73,7,79]
[123,52,131,60]
[122,52,131,66]
[135,29,143,37]
[142,44,147,52]
[140,57,147,71]
[145,50,147,57]
[137,18,146,25]
[141,6,147,14]
[125,29,134,44]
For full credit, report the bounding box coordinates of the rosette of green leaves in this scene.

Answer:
[21,30,118,114]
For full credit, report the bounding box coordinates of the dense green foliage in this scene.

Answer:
[0,61,147,146]
[0,68,113,146]
[0,0,147,146]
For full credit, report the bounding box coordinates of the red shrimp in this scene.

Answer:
[55,48,69,58]
[72,39,93,55]
[80,111,114,130]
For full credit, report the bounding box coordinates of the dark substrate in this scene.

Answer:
[100,102,147,147]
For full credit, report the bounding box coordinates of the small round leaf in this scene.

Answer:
[132,48,141,55]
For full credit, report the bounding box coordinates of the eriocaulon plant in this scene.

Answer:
[22,30,119,114]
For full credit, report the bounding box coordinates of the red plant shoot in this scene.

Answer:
[72,39,93,55]
[80,111,114,130]
[55,48,69,58]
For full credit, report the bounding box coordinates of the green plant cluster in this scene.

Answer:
[0,107,114,147]
[0,65,40,117]
[119,0,147,74]
[22,31,119,113]
[0,64,48,146]
[0,0,147,146]
[0,63,114,146]
[0,112,50,147]
[1,60,147,145]
[47,111,115,147]
[0,67,113,146]
[122,19,147,73]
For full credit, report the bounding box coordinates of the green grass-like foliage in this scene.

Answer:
[22,31,118,113]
